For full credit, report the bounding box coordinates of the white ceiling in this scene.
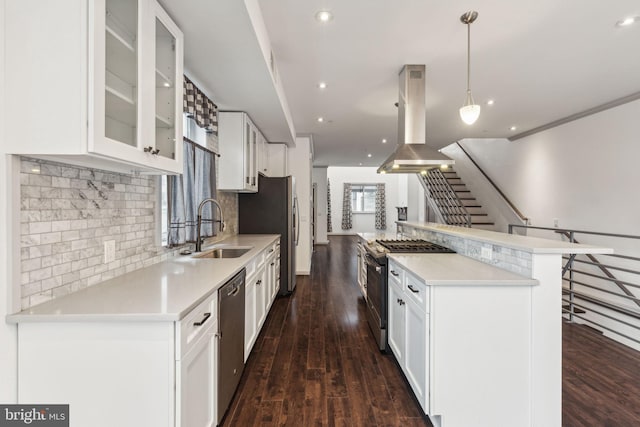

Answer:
[162,0,640,167]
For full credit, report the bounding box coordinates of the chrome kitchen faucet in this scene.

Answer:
[195,198,225,252]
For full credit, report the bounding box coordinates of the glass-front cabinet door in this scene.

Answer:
[104,0,139,148]
[91,0,183,174]
[154,4,183,165]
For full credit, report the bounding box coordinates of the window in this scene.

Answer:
[351,184,377,213]
[159,114,210,246]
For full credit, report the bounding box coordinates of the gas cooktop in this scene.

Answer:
[375,239,455,254]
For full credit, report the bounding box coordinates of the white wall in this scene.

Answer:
[327,167,404,234]
[289,136,312,274]
[443,99,640,349]
[453,99,640,236]
[1,0,19,401]
[312,167,329,244]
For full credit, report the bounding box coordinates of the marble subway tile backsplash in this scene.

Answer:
[18,157,240,310]
[19,158,172,309]
[399,224,533,277]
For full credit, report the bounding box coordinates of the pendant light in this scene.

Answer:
[459,11,480,125]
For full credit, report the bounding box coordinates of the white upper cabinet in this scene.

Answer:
[263,143,289,177]
[5,0,183,174]
[218,111,264,192]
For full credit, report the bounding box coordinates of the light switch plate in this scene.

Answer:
[481,246,493,260]
[104,240,116,264]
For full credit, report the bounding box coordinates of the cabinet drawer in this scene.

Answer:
[265,242,277,261]
[404,272,429,313]
[388,261,404,286]
[177,292,217,358]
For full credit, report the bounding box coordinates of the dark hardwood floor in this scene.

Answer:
[562,322,640,426]
[222,236,430,426]
[223,235,640,427]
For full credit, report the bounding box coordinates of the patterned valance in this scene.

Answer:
[183,76,218,135]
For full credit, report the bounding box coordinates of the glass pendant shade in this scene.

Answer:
[459,91,480,125]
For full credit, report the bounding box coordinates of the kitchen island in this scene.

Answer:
[6,234,280,427]
[388,221,612,427]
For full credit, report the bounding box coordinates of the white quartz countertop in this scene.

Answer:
[388,253,539,286]
[399,221,613,255]
[7,234,280,323]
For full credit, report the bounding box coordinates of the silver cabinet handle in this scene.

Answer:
[375,266,382,273]
[407,284,419,294]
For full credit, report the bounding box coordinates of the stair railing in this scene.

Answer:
[456,141,528,225]
[419,169,471,227]
[509,224,640,346]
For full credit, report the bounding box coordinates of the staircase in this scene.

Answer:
[419,167,496,230]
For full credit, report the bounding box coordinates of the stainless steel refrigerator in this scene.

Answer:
[238,173,298,296]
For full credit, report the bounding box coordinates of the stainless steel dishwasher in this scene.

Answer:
[217,269,245,425]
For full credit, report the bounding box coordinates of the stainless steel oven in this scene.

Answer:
[364,252,387,351]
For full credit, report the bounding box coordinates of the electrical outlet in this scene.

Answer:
[553,218,559,228]
[481,246,493,260]
[104,240,116,264]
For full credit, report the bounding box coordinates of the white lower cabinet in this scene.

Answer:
[388,263,429,413]
[387,276,405,365]
[245,270,257,360]
[387,258,533,427]
[244,241,280,361]
[356,241,367,297]
[176,292,218,427]
[404,296,428,411]
[178,320,217,427]
[255,267,268,338]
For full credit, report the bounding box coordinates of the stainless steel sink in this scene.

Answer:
[194,247,252,259]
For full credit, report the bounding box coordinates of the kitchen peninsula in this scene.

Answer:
[376,221,612,427]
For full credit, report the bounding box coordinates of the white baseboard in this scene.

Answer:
[296,271,311,276]
[314,240,330,245]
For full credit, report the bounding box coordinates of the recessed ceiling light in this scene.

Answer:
[318,82,327,89]
[510,126,517,131]
[315,10,333,23]
[317,117,324,123]
[163,82,171,87]
[382,138,387,143]
[616,16,638,27]
[31,168,40,173]
[392,164,399,169]
[367,153,372,158]
[359,162,363,166]
[487,99,495,106]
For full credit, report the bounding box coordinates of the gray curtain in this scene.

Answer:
[327,178,333,233]
[375,183,386,230]
[341,183,352,230]
[194,146,217,238]
[167,141,217,246]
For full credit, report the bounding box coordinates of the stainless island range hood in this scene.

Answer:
[377,64,454,174]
